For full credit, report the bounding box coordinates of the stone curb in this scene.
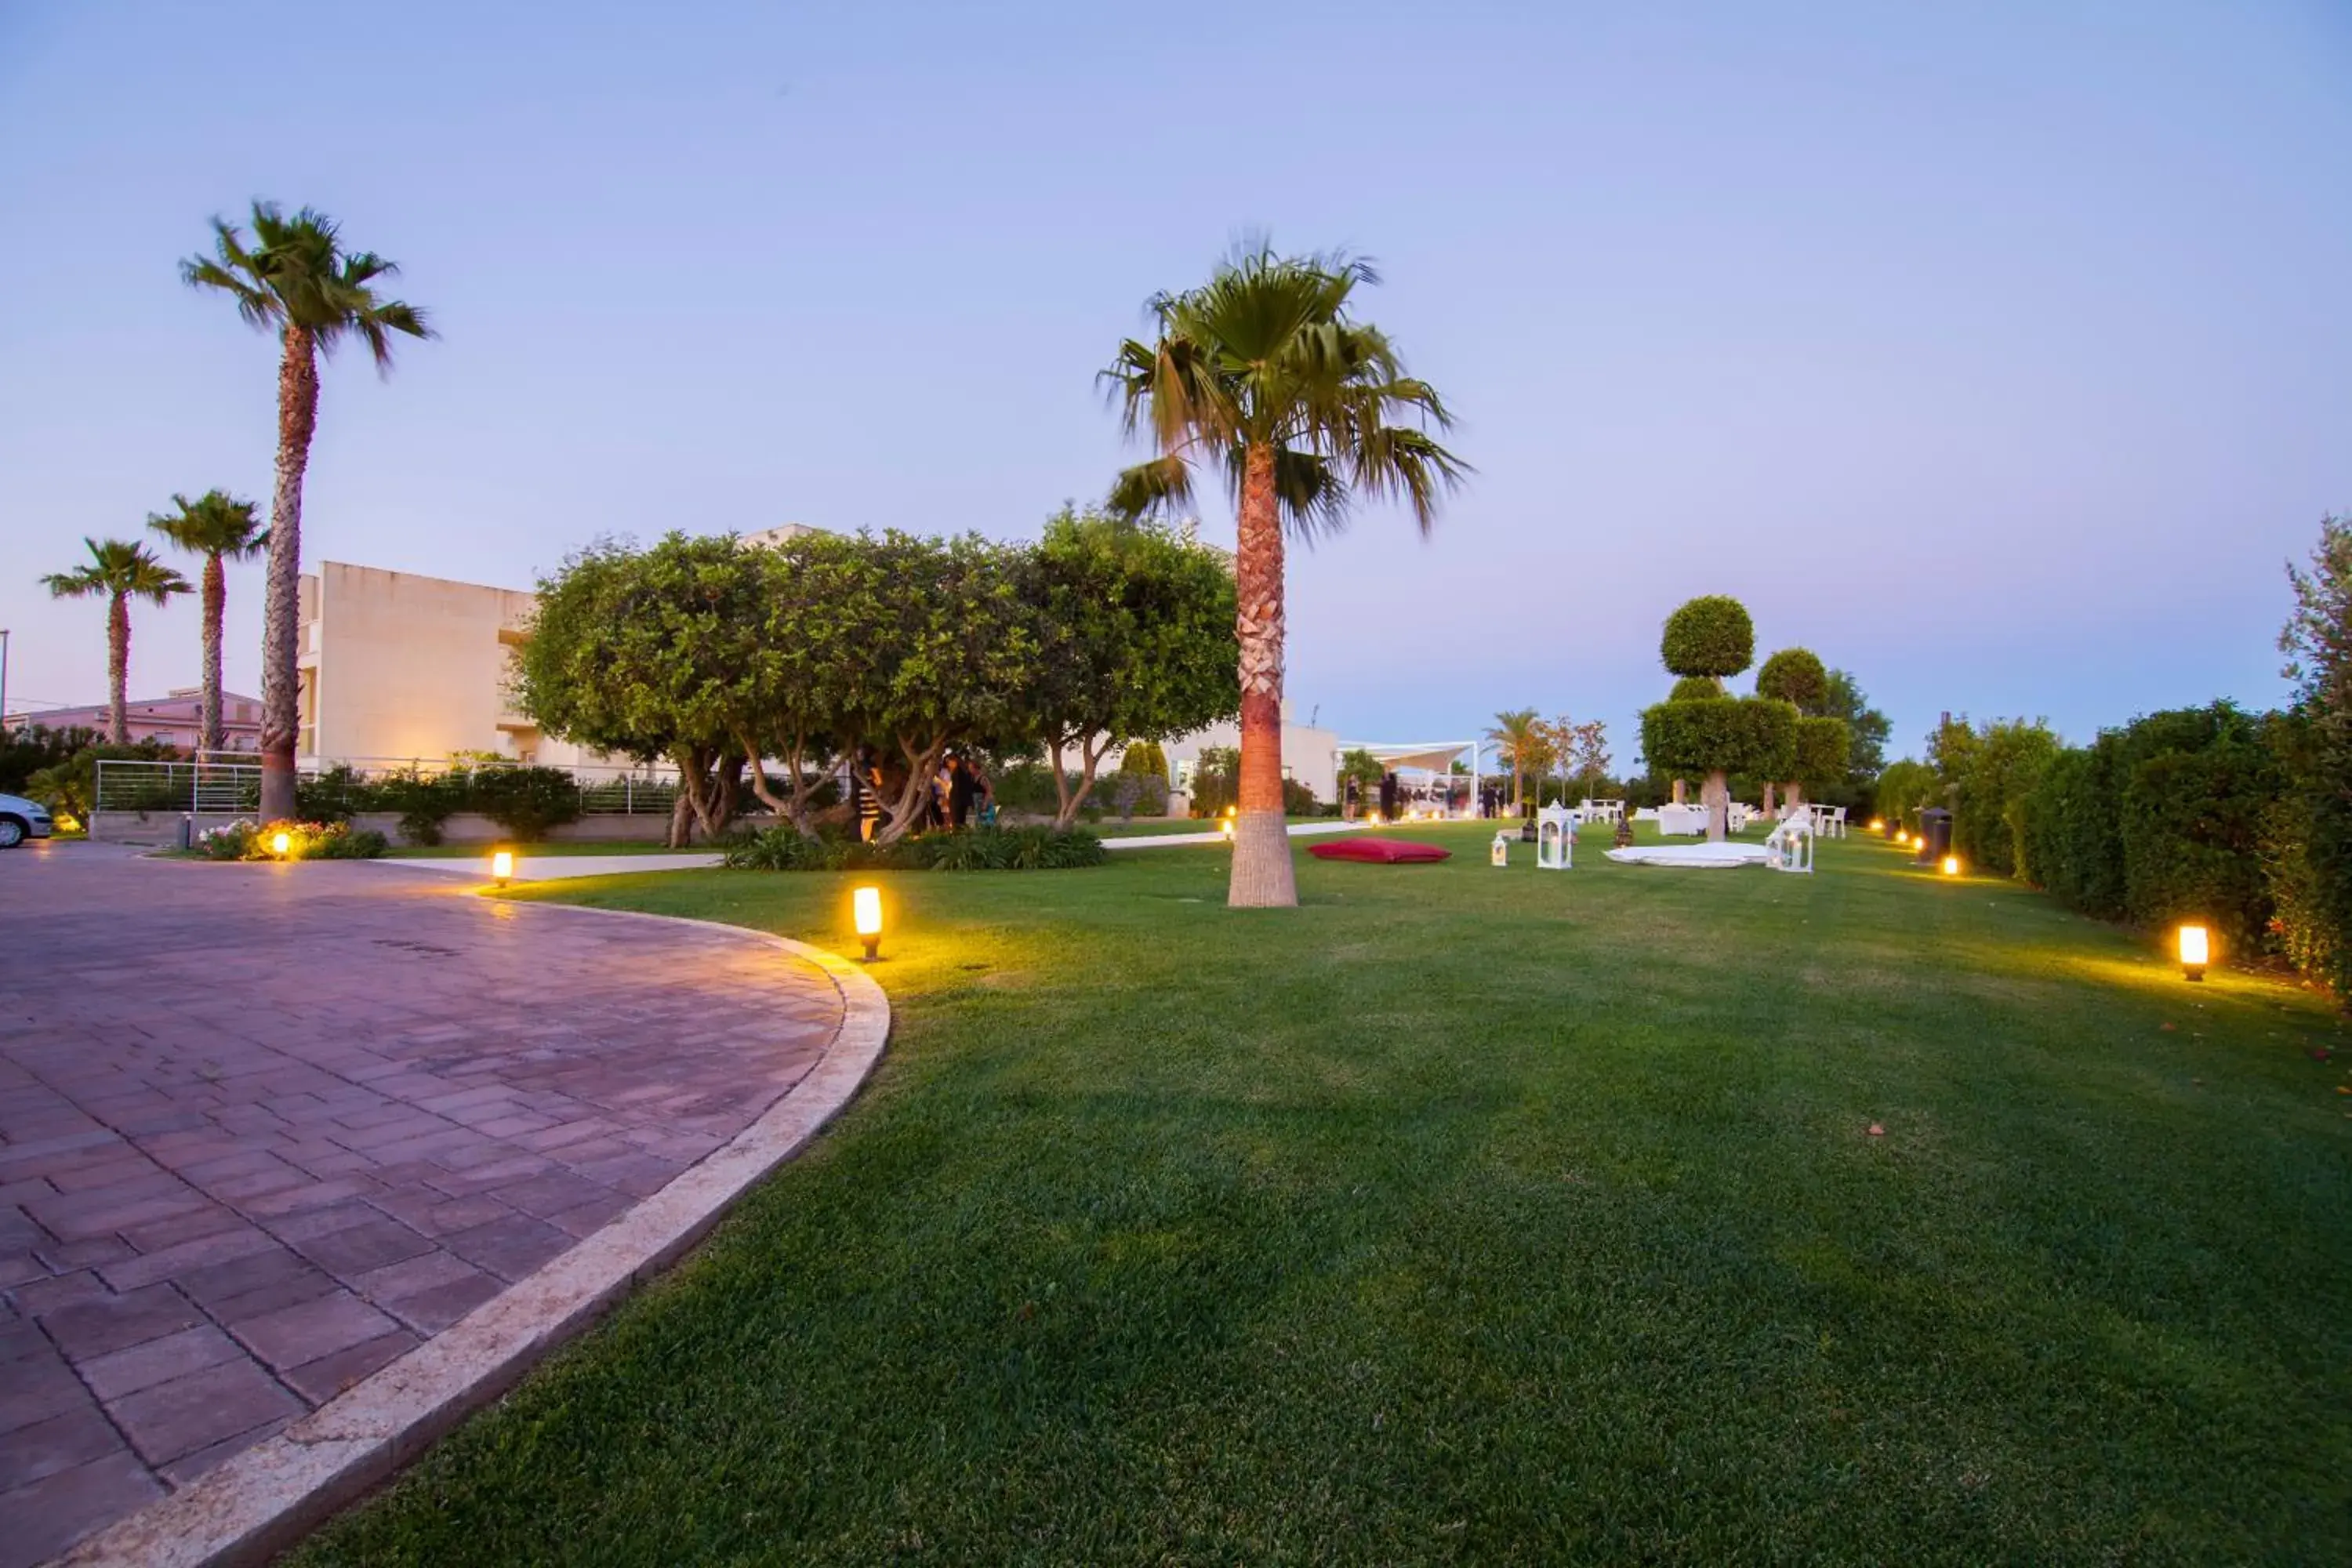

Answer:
[60,903,891,1568]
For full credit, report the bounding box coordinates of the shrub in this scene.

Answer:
[1120,740,1168,779]
[1947,718,2060,879]
[1792,717,1851,791]
[1639,696,1797,786]
[1874,759,1937,831]
[723,825,1105,873]
[989,760,1064,817]
[470,766,584,841]
[1281,777,1323,818]
[1189,746,1240,818]
[1661,596,1755,679]
[1668,675,1722,702]
[1103,771,1171,820]
[196,818,387,862]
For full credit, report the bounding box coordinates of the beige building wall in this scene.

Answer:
[1162,705,1340,804]
[297,561,602,768]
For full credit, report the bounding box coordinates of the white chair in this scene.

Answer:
[1828,805,1848,839]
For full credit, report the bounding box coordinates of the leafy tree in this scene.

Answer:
[1874,758,1938,831]
[1338,746,1386,802]
[1486,708,1549,810]
[1121,741,1169,778]
[1756,649,1846,804]
[183,202,433,819]
[1642,595,1786,839]
[1026,505,1238,829]
[1190,746,1242,818]
[514,535,757,846]
[41,539,191,743]
[2277,514,2352,993]
[1103,241,1467,908]
[1822,669,1890,780]
[1792,717,1852,795]
[1,722,100,795]
[1569,719,1611,793]
[147,489,267,753]
[1942,716,2061,877]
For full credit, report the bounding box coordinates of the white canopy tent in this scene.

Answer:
[1340,740,1481,818]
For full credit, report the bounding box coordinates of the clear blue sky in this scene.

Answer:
[3,1,2344,766]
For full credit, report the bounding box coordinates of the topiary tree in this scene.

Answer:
[1661,595,1755,682]
[1643,596,1783,839]
[1121,739,1169,779]
[1791,716,1852,804]
[1754,648,1828,711]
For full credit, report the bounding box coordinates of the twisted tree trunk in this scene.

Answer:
[106,594,129,745]
[1230,442,1297,908]
[199,553,225,754]
[1704,769,1730,843]
[258,325,318,822]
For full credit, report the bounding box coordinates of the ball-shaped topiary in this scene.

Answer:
[1661,595,1755,680]
[1755,648,1828,713]
[1669,674,1722,702]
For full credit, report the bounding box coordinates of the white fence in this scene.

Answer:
[92,756,684,822]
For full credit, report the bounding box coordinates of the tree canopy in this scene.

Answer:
[1755,648,1828,712]
[1661,595,1755,680]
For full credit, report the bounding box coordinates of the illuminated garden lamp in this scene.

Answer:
[1219,817,1235,840]
[270,829,292,858]
[2177,924,2209,982]
[1940,855,1961,877]
[1867,817,1885,833]
[490,848,514,888]
[852,885,884,962]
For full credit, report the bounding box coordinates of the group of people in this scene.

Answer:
[849,748,995,841]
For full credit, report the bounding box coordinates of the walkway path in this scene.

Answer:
[0,844,851,1566]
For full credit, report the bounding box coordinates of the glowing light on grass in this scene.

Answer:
[2178,924,2209,982]
[270,829,291,858]
[853,885,884,962]
[1867,818,1885,833]
[491,849,514,887]
[1940,855,1961,877]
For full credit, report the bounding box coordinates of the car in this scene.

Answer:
[0,793,55,848]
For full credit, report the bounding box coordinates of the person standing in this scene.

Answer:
[856,748,884,842]
[948,754,976,829]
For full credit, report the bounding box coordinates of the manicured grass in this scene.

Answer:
[1091,814,1330,837]
[296,825,2351,1564]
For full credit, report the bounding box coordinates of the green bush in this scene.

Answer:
[195,818,388,862]
[1792,716,1850,789]
[724,825,1105,873]
[1874,759,1937,831]
[1189,746,1240,818]
[1120,740,1168,779]
[1639,696,1797,785]
[1668,675,1721,702]
[470,766,585,841]
[2019,742,2124,916]
[1661,596,1755,679]
[1947,718,2060,879]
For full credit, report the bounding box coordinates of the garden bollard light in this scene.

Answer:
[2177,924,2209,982]
[853,885,884,962]
[270,829,291,858]
[491,849,514,888]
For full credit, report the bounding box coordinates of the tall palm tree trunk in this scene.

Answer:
[107,595,129,745]
[258,325,318,822]
[199,554,225,754]
[1229,442,1297,909]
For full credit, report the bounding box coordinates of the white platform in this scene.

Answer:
[1604,843,1769,869]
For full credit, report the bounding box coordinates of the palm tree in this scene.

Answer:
[182,201,433,819]
[148,490,267,755]
[1486,708,1544,811]
[41,539,191,744]
[1103,242,1468,907]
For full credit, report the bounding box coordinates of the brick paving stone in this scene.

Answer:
[286,1214,434,1277]
[281,1328,419,1404]
[106,1359,304,1467]
[78,1323,244,1400]
[0,1403,122,1492]
[441,1211,575,1282]
[38,1283,202,1360]
[0,1450,165,1568]
[228,1288,403,1371]
[0,847,846,1552]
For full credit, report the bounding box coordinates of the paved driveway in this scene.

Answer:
[0,844,845,1566]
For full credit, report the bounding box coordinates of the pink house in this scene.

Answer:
[4,688,263,753]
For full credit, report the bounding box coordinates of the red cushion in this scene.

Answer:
[1307,837,1452,864]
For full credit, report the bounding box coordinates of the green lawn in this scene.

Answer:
[296,824,2351,1564]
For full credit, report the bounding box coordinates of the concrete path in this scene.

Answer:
[387,851,724,882]
[0,843,849,1567]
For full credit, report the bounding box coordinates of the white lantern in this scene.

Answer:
[1537,803,1573,870]
[1764,811,1814,874]
[1490,830,1511,868]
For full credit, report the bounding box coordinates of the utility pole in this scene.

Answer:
[1,629,10,737]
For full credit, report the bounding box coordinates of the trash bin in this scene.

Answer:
[1916,807,1952,865]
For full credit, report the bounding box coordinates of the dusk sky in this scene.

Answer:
[2,2,2344,768]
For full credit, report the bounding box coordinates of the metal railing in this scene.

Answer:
[93,756,683,820]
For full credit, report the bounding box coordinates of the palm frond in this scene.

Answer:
[1106,456,1196,521]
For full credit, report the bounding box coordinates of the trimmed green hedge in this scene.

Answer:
[726,825,1107,872]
